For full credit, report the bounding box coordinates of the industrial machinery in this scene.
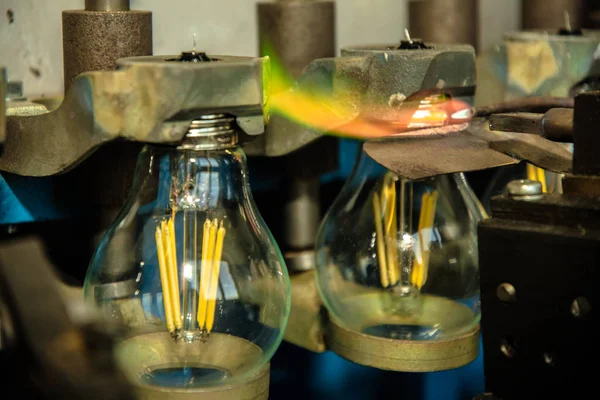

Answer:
[1,0,599,399]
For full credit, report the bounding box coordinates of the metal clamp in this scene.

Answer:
[1,55,266,176]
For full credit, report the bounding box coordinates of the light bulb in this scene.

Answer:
[315,148,485,371]
[84,115,290,395]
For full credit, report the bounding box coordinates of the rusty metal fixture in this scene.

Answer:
[257,0,335,81]
[363,122,516,180]
[247,42,476,157]
[3,43,475,173]
[488,108,574,143]
[62,7,152,91]
[340,43,476,118]
[363,118,573,180]
[522,0,583,31]
[408,0,479,50]
[1,55,265,176]
[474,97,574,117]
[475,30,600,106]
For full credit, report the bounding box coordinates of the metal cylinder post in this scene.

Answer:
[62,7,152,91]
[284,177,321,250]
[257,0,335,80]
[257,0,336,272]
[522,0,583,30]
[85,0,130,11]
[409,0,478,50]
[60,4,152,211]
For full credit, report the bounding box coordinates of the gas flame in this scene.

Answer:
[262,43,473,139]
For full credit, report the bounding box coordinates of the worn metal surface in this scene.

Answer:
[474,97,574,116]
[363,122,518,180]
[340,43,476,115]
[0,235,134,399]
[326,317,480,372]
[479,194,597,398]
[116,332,269,400]
[85,0,130,11]
[489,193,600,229]
[489,108,574,142]
[284,270,326,352]
[247,42,476,156]
[489,112,544,135]
[408,0,479,50]
[0,55,265,176]
[543,108,574,142]
[3,43,475,171]
[504,30,600,98]
[573,90,600,175]
[522,0,583,30]
[257,0,335,80]
[62,10,152,91]
[364,117,574,180]
[475,29,600,107]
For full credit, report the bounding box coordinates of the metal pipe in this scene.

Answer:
[522,0,583,30]
[257,0,335,80]
[408,0,478,50]
[85,0,130,11]
[284,177,320,250]
[62,7,152,91]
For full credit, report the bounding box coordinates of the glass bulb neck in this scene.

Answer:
[179,114,239,150]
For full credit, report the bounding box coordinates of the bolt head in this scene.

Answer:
[497,282,516,302]
[506,179,543,200]
[571,296,591,318]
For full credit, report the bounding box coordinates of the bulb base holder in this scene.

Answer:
[326,318,479,372]
[115,332,269,400]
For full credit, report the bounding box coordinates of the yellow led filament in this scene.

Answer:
[412,191,438,289]
[155,216,226,336]
[155,219,181,333]
[373,173,438,290]
[198,219,226,334]
[526,163,547,193]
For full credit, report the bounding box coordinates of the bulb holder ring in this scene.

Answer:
[115,332,269,400]
[326,318,479,373]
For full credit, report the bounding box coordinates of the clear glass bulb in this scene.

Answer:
[84,137,290,390]
[315,148,484,341]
